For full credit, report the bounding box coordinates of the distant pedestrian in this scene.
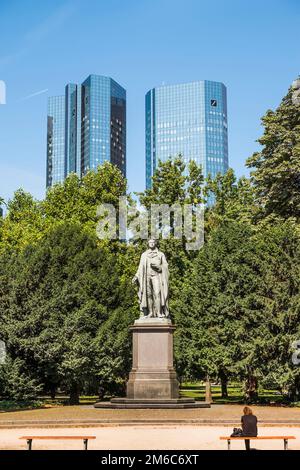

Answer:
[241,406,258,450]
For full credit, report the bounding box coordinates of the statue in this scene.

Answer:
[292,78,300,106]
[132,239,169,319]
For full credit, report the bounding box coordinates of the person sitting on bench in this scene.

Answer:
[241,406,258,450]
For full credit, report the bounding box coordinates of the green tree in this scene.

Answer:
[0,189,44,253]
[176,220,300,401]
[0,223,132,404]
[0,358,43,401]
[249,222,300,399]
[175,221,263,396]
[43,163,127,234]
[246,81,300,221]
[0,197,4,206]
[204,169,256,232]
[139,156,187,209]
[94,307,136,397]
[137,156,206,313]
[0,163,128,254]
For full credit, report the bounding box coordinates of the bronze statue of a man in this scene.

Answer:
[132,239,169,318]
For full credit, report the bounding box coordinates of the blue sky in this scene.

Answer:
[0,0,299,202]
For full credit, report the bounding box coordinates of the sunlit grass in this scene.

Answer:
[180,382,286,404]
[1,383,299,411]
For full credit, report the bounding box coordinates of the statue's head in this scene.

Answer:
[148,238,158,249]
[292,78,300,90]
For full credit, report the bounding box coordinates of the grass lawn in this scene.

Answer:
[0,400,43,412]
[180,382,286,405]
[0,395,100,412]
[1,383,298,411]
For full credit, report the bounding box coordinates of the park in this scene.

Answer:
[0,0,300,450]
[1,77,300,451]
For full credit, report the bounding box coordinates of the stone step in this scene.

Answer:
[94,400,211,409]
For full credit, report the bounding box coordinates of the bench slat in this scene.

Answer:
[20,436,96,440]
[220,436,295,440]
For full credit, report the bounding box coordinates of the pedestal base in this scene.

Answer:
[94,318,211,409]
[94,398,211,409]
[127,319,179,400]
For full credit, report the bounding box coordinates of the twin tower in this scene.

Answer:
[47,75,228,189]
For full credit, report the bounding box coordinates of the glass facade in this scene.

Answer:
[81,75,126,177]
[46,75,126,188]
[47,95,66,187]
[110,79,126,177]
[145,80,228,192]
[65,83,81,175]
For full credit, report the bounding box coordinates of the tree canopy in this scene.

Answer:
[0,222,135,403]
[247,82,300,221]
[1,79,300,403]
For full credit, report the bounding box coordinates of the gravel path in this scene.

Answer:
[1,425,299,450]
[1,404,300,424]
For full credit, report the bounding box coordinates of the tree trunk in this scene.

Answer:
[205,376,212,404]
[69,383,80,405]
[49,384,56,400]
[98,385,105,400]
[288,377,300,402]
[245,369,258,402]
[220,372,228,398]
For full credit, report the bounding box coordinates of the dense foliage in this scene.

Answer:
[246,81,300,221]
[0,81,300,403]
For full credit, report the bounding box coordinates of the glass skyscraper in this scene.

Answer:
[65,83,81,176]
[46,95,66,187]
[81,75,126,177]
[46,75,126,188]
[145,80,228,190]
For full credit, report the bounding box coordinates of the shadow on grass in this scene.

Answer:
[180,383,293,406]
[0,400,43,412]
[1,385,298,411]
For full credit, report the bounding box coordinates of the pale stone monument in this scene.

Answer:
[292,78,300,106]
[0,340,6,365]
[132,238,169,319]
[95,239,210,408]
[125,239,178,400]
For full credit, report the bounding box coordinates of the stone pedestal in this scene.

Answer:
[94,317,211,409]
[126,318,179,399]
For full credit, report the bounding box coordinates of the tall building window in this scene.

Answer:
[47,75,126,188]
[145,80,228,204]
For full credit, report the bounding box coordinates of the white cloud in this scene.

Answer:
[20,88,49,101]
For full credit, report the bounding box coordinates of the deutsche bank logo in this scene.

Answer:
[0,80,6,104]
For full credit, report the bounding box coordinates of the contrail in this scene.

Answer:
[20,88,48,101]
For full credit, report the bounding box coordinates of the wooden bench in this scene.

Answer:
[19,435,96,450]
[220,435,296,450]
